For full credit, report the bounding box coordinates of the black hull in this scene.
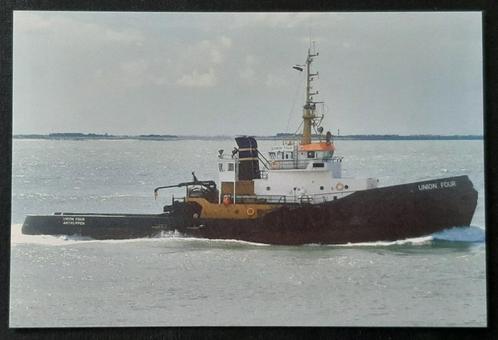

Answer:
[22,176,478,245]
[22,213,181,240]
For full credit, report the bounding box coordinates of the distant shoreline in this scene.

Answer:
[13,133,483,141]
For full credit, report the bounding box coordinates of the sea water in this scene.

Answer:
[9,139,486,327]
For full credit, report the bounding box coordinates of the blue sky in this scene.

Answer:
[13,11,483,135]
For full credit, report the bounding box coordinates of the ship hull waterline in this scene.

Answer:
[21,175,478,245]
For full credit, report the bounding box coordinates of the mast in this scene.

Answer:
[301,46,319,145]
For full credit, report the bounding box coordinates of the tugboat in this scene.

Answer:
[22,44,478,245]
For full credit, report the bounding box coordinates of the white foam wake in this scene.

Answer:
[431,226,485,242]
[333,235,434,247]
[333,226,485,247]
[11,223,97,246]
[10,225,269,247]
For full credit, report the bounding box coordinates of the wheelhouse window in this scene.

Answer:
[228,163,235,171]
[307,151,315,158]
[323,151,334,159]
[218,163,224,172]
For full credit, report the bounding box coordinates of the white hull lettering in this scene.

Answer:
[62,217,86,225]
[440,180,456,188]
[418,183,438,191]
[418,180,456,191]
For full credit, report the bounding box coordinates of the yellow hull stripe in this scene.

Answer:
[187,198,279,219]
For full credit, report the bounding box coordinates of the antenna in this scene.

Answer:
[301,44,321,145]
[308,24,312,48]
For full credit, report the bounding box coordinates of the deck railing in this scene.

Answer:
[229,190,355,205]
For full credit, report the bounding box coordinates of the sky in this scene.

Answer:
[13,11,483,136]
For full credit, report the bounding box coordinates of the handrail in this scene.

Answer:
[257,149,271,170]
[268,160,311,170]
[227,190,356,204]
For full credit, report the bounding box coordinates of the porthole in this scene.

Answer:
[345,185,349,189]
[320,186,324,190]
[266,186,271,191]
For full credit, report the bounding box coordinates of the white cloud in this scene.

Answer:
[174,36,231,88]
[177,68,217,88]
[227,12,328,29]
[254,13,316,28]
[15,11,144,45]
[104,28,144,45]
[184,36,232,67]
[13,12,483,136]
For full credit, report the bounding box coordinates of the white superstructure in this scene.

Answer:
[216,43,378,204]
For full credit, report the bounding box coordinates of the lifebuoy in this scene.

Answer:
[335,182,344,191]
[246,207,255,216]
[223,195,232,205]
